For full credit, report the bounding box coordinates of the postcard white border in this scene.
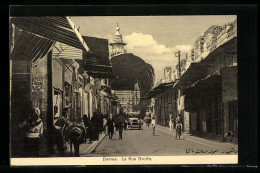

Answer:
[11,155,238,166]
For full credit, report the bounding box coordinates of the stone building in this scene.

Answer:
[114,83,140,112]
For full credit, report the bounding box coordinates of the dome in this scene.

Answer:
[109,22,126,46]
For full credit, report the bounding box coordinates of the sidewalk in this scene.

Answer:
[156,125,238,151]
[61,133,107,157]
[80,133,107,155]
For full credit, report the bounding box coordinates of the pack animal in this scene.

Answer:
[63,122,86,157]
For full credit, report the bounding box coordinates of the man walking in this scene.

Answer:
[117,115,124,140]
[107,113,115,139]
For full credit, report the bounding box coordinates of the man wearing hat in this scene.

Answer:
[19,108,43,157]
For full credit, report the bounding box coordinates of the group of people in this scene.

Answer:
[144,112,183,139]
[18,106,114,157]
[82,112,106,144]
[107,113,128,140]
[18,107,183,157]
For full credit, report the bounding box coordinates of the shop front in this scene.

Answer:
[184,73,222,139]
[10,17,90,156]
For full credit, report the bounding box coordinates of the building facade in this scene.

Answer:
[145,19,237,142]
[10,17,114,157]
[114,83,140,112]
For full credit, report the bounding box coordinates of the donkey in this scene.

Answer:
[63,122,86,157]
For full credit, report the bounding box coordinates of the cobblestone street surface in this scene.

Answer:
[81,125,238,157]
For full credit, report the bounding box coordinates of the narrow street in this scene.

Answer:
[10,15,243,166]
[82,125,238,157]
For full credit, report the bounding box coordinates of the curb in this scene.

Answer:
[81,133,107,155]
[156,126,237,149]
[156,127,217,148]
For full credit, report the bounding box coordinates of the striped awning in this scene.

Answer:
[53,42,82,59]
[10,30,54,62]
[10,16,89,52]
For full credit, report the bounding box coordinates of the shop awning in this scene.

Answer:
[10,30,54,62]
[176,37,237,89]
[183,72,221,113]
[84,71,114,79]
[77,36,114,79]
[143,81,175,99]
[77,61,114,79]
[11,17,90,52]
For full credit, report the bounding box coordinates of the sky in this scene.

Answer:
[71,16,237,84]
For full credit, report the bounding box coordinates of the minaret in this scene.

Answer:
[109,22,127,57]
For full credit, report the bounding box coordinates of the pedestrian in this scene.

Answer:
[169,112,173,131]
[124,117,128,131]
[175,114,180,128]
[53,108,70,156]
[148,116,151,127]
[103,115,107,134]
[173,115,176,129]
[19,108,43,157]
[176,114,181,123]
[98,113,103,134]
[144,116,147,127]
[91,112,99,141]
[82,114,94,144]
[151,116,156,136]
[224,131,234,142]
[117,115,124,140]
[176,120,183,139]
[107,113,115,139]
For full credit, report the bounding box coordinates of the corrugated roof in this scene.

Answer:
[11,17,89,52]
[10,31,54,62]
[53,42,82,59]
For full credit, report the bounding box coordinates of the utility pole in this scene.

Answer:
[175,50,181,79]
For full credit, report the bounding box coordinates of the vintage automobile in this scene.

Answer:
[126,112,143,130]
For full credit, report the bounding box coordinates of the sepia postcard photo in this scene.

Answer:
[10,12,239,165]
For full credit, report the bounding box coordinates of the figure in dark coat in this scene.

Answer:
[107,114,115,139]
[83,115,94,144]
[116,115,124,140]
[91,112,99,141]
